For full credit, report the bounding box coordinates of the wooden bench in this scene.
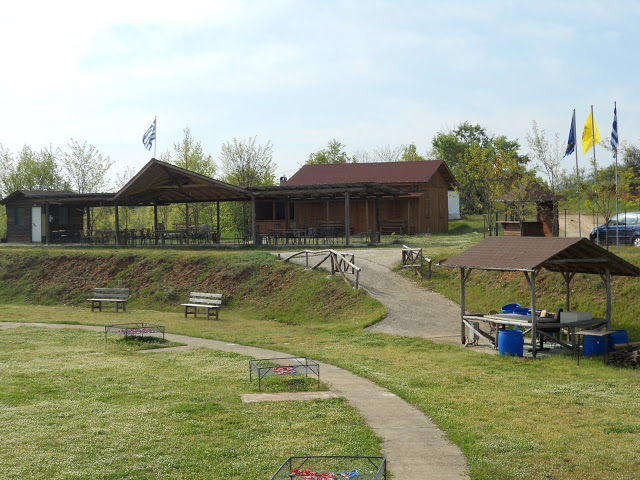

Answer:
[87,288,130,313]
[381,220,409,234]
[181,292,222,320]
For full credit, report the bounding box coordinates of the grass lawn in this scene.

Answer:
[0,325,380,480]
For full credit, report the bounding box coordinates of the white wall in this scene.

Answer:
[448,191,461,220]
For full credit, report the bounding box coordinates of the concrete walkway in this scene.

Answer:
[1,321,469,479]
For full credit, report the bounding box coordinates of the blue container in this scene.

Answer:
[501,303,521,314]
[583,335,605,357]
[609,330,629,351]
[513,307,532,316]
[498,329,524,357]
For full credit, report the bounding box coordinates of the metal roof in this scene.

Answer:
[0,190,114,206]
[248,182,404,200]
[440,236,640,276]
[114,159,252,205]
[285,160,456,187]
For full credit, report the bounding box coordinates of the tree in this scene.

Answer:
[526,121,563,235]
[306,139,352,164]
[163,126,217,228]
[431,122,526,213]
[219,136,275,232]
[62,139,113,193]
[0,144,68,195]
[371,145,403,163]
[401,143,426,162]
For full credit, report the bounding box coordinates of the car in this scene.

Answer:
[589,212,640,246]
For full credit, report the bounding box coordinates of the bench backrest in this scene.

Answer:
[94,288,130,300]
[188,292,222,305]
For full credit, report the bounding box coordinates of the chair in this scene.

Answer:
[199,224,210,243]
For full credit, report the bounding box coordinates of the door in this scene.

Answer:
[31,206,42,243]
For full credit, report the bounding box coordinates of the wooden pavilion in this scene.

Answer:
[440,237,640,357]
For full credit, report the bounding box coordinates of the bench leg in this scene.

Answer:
[115,302,119,313]
[206,308,210,321]
[215,309,219,320]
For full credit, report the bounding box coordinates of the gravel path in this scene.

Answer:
[283,247,463,344]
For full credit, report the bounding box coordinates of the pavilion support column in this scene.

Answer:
[326,201,330,224]
[460,268,471,344]
[185,203,190,243]
[365,199,369,232]
[153,205,158,245]
[345,191,350,246]
[561,272,576,312]
[602,269,612,329]
[251,196,257,245]
[407,199,411,235]
[216,201,220,244]
[45,203,50,245]
[524,270,537,357]
[115,202,121,246]
[375,196,381,243]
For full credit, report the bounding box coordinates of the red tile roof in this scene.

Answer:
[285,160,455,186]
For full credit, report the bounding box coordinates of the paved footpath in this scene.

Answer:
[1,322,469,479]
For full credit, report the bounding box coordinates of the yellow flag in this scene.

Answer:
[582,110,601,154]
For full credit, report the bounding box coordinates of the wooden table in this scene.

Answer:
[463,313,608,354]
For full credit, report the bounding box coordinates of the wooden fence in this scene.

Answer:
[282,249,361,289]
[402,245,432,279]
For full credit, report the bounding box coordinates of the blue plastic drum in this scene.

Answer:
[501,303,521,314]
[498,329,524,357]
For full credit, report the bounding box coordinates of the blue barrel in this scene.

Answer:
[609,330,629,351]
[513,307,532,316]
[501,303,520,314]
[498,329,524,357]
[583,335,605,357]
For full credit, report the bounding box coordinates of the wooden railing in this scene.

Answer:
[282,249,361,289]
[402,245,432,279]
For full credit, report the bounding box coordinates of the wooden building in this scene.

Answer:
[253,161,456,235]
[1,190,113,243]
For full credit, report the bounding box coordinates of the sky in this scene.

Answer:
[1,0,638,188]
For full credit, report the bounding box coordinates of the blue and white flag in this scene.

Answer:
[611,104,618,159]
[142,119,156,151]
[563,111,576,157]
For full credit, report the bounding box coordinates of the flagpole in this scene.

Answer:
[591,105,599,243]
[153,116,157,159]
[614,102,619,249]
[573,109,581,236]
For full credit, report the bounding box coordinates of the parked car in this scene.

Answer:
[589,212,640,246]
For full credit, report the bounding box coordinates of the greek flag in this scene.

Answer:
[611,104,618,159]
[563,111,575,157]
[142,119,156,151]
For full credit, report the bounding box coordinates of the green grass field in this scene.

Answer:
[1,217,640,479]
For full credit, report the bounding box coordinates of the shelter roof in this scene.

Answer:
[285,160,456,188]
[114,159,251,205]
[439,236,640,277]
[0,190,114,206]
[249,182,404,200]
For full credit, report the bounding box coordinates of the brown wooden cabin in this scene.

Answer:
[1,190,113,243]
[253,160,456,235]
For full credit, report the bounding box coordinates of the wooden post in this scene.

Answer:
[251,196,257,245]
[86,206,91,236]
[45,203,50,245]
[605,268,612,329]
[525,270,538,357]
[345,191,350,246]
[216,201,220,243]
[407,199,411,235]
[114,202,120,246]
[460,267,466,344]
[365,199,369,232]
[153,205,158,245]
[375,196,381,243]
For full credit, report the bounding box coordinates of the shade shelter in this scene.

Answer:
[439,237,640,356]
[113,159,252,245]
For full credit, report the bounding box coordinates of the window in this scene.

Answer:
[14,207,25,226]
